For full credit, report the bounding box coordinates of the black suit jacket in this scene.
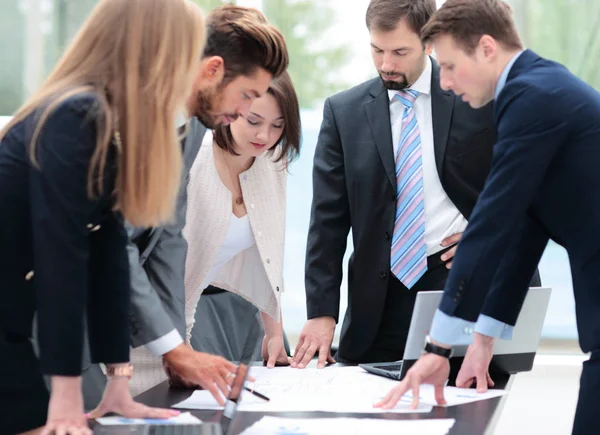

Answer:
[0,94,130,376]
[440,50,600,354]
[305,61,505,361]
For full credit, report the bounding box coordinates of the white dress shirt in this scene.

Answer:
[388,57,468,257]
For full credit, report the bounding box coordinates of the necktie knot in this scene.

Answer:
[396,89,419,109]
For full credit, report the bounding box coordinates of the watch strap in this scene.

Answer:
[106,363,134,379]
[424,341,452,359]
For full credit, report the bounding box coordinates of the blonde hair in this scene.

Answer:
[0,0,205,227]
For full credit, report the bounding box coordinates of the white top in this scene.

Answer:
[388,57,468,256]
[199,214,256,291]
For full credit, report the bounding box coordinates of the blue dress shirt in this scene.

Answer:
[429,51,525,346]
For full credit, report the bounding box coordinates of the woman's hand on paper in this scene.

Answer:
[262,334,291,368]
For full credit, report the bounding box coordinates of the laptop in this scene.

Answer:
[359,287,552,381]
[94,319,263,435]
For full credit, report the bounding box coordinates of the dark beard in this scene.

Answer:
[192,87,220,129]
[379,72,409,91]
[191,86,239,129]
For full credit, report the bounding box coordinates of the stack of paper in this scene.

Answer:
[174,366,433,413]
[240,416,456,435]
[96,412,202,425]
[173,366,506,414]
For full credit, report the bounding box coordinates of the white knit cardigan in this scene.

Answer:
[128,131,287,395]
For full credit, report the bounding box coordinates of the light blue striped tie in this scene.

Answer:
[390,89,428,289]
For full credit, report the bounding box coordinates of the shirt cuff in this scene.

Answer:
[429,309,477,346]
[474,314,514,340]
[144,329,183,357]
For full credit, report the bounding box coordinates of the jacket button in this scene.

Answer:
[391,193,396,202]
[385,232,390,241]
[25,270,35,281]
[276,286,280,292]
[91,224,101,232]
[379,270,388,279]
[87,223,93,229]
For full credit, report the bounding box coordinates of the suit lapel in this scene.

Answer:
[430,60,455,179]
[145,119,207,248]
[183,118,207,173]
[365,80,396,189]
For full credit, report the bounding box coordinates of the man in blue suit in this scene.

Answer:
[375,1,600,433]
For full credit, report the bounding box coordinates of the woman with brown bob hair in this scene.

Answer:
[176,71,301,385]
[0,0,205,433]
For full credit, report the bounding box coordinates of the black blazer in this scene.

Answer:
[305,61,501,361]
[441,50,600,354]
[0,94,130,376]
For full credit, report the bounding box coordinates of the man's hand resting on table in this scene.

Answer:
[162,344,236,405]
[291,317,336,369]
[455,333,495,392]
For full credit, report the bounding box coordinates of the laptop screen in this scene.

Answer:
[219,319,262,434]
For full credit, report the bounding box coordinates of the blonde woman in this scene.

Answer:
[0,0,205,434]
[183,72,301,376]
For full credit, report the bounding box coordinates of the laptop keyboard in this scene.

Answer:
[149,425,207,435]
[377,363,403,371]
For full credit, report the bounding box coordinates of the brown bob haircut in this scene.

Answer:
[421,0,523,55]
[214,71,301,167]
[365,0,436,35]
[203,4,289,84]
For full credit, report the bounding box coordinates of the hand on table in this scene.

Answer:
[291,317,336,369]
[374,352,450,410]
[262,334,291,368]
[162,344,237,405]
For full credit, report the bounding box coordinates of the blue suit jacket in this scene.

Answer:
[439,50,600,353]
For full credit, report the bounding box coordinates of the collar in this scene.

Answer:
[176,112,189,128]
[495,50,525,100]
[387,56,432,102]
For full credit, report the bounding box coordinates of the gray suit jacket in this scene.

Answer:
[128,118,207,346]
[81,118,206,409]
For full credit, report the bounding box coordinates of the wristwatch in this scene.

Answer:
[106,363,134,379]
[424,335,453,359]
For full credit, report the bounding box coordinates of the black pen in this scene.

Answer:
[244,386,270,401]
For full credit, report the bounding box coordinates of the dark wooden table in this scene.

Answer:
[134,373,514,435]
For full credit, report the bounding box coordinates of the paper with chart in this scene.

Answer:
[240,416,456,435]
[96,412,202,425]
[173,366,432,413]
